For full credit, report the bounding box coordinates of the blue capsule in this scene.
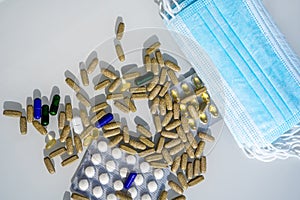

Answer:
[34,98,42,119]
[124,172,137,189]
[95,113,113,128]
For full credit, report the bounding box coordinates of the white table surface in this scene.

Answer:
[0,0,299,199]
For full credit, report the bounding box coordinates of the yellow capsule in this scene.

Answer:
[164,60,181,72]
[201,92,210,103]
[114,101,130,113]
[138,148,156,157]
[168,180,183,195]
[139,136,155,148]
[101,68,118,80]
[66,137,74,155]
[76,93,90,107]
[109,135,123,147]
[171,156,181,173]
[94,79,111,91]
[116,191,132,200]
[87,57,99,74]
[80,125,95,139]
[120,82,131,92]
[120,144,137,155]
[146,41,161,55]
[147,75,159,92]
[158,190,168,200]
[159,98,166,116]
[125,97,137,112]
[170,143,185,156]
[91,129,100,140]
[165,120,181,131]
[137,125,152,138]
[195,141,205,157]
[45,138,57,150]
[107,93,123,100]
[115,44,125,62]
[151,57,159,75]
[65,77,81,93]
[187,162,193,180]
[27,105,33,123]
[149,85,161,100]
[129,86,147,94]
[181,153,188,170]
[83,135,93,147]
[161,131,178,139]
[176,126,187,143]
[144,54,152,72]
[177,172,188,190]
[123,125,130,143]
[80,69,89,86]
[60,125,70,142]
[80,110,89,127]
[116,22,125,40]
[123,72,141,81]
[159,67,168,85]
[171,89,180,103]
[151,97,160,114]
[32,120,47,135]
[129,139,147,150]
[3,110,22,117]
[187,105,198,120]
[65,103,73,122]
[108,77,122,93]
[173,195,186,200]
[74,134,83,153]
[167,69,179,85]
[188,118,197,130]
[193,159,201,177]
[103,122,121,131]
[192,75,203,89]
[58,111,66,130]
[90,110,106,124]
[103,128,121,138]
[155,50,164,67]
[159,81,171,97]
[181,83,191,94]
[71,193,89,200]
[44,157,55,174]
[20,116,27,135]
[91,102,108,113]
[162,111,173,127]
[145,154,163,162]
[165,93,173,111]
[149,161,168,169]
[49,147,67,158]
[209,104,219,117]
[186,132,198,149]
[173,103,180,120]
[131,93,148,100]
[199,112,208,124]
[181,117,189,133]
[185,143,195,159]
[156,136,165,153]
[61,155,79,167]
[188,175,204,187]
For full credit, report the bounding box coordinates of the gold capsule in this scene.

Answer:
[149,161,168,169]
[156,136,165,153]
[159,98,166,116]
[65,77,81,92]
[161,131,178,139]
[199,112,208,124]
[94,79,111,91]
[165,93,173,111]
[123,125,130,143]
[165,120,181,131]
[176,126,187,143]
[171,156,181,173]
[145,154,163,162]
[61,155,79,167]
[144,54,151,72]
[129,86,147,93]
[192,75,203,89]
[188,118,197,130]
[181,94,196,104]
[123,72,141,81]
[173,195,186,200]
[149,85,161,100]
[114,101,130,113]
[103,128,121,138]
[137,125,152,138]
[80,110,89,127]
[45,138,57,150]
[120,144,137,155]
[165,60,181,72]
[158,190,168,200]
[159,81,171,97]
[138,148,155,157]
[146,41,161,55]
[80,125,95,139]
[168,69,179,85]
[165,138,181,149]
[201,92,210,103]
[19,116,27,135]
[195,141,205,157]
[116,22,125,40]
[109,135,123,147]
[80,69,89,86]
[170,143,185,156]
[155,50,164,67]
[83,135,93,147]
[107,93,124,100]
[151,97,160,114]
[65,103,73,121]
[151,57,159,75]
[131,93,148,100]
[139,136,155,148]
[121,82,131,92]
[195,86,207,96]
[60,125,70,142]
[49,147,67,158]
[58,111,66,130]
[188,105,198,120]
[44,157,55,174]
[198,132,215,142]
[187,162,193,180]
[181,117,189,133]
[162,111,173,127]
[74,134,83,153]
[186,132,198,149]
[91,102,108,113]
[71,193,89,200]
[3,110,22,117]
[146,75,159,92]
[76,93,90,107]
[32,120,47,135]
[177,172,188,190]
[185,143,195,159]
[188,175,204,187]
[66,137,74,155]
[152,115,162,134]
[27,105,33,123]
[103,122,121,131]
[199,102,208,113]
[91,129,100,140]
[171,89,180,103]
[209,104,219,117]
[200,156,207,173]
[87,57,99,74]
[129,139,147,150]
[101,68,118,80]
[168,180,183,195]
[90,110,106,124]
[172,103,180,121]
[115,44,125,62]
[115,191,131,200]
[181,83,191,94]
[181,153,188,170]
[159,67,168,85]
[162,148,173,165]
[108,78,122,93]
[193,159,201,176]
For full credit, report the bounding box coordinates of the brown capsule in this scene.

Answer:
[170,143,185,156]
[115,44,125,62]
[145,154,163,162]
[139,136,155,148]
[32,120,47,135]
[165,138,182,149]
[124,97,137,112]
[129,86,147,94]
[120,144,137,155]
[71,193,89,200]
[198,132,215,142]
[115,191,132,200]
[60,125,70,142]
[94,79,111,91]
[91,102,108,113]
[131,93,148,100]
[90,110,106,124]
[129,139,147,150]
[61,155,79,167]
[185,143,195,159]
[144,54,152,72]
[155,50,164,67]
[137,125,152,138]
[123,126,130,143]
[162,148,173,165]
[66,137,74,155]
[58,111,66,130]
[159,67,168,85]
[193,159,201,177]
[165,93,173,111]
[159,81,171,97]
[149,85,162,100]
[188,175,204,187]
[165,60,181,72]
[65,77,81,93]
[159,98,166,116]
[188,105,198,120]
[151,97,160,114]
[45,138,57,150]
[19,116,27,135]
[173,103,180,120]
[161,131,178,139]
[146,41,161,55]
[149,161,168,169]
[138,148,155,157]
[200,156,207,173]
[146,75,159,92]
[3,110,22,117]
[76,93,90,107]
[156,136,165,153]
[181,153,188,170]
[80,125,95,139]
[168,180,183,194]
[176,126,187,143]
[107,93,124,100]
[101,68,118,80]
[79,110,89,127]
[171,156,181,173]
[109,135,123,147]
[167,69,179,85]
[65,103,73,121]
[74,134,83,153]
[173,195,186,200]
[116,22,125,40]
[123,72,141,81]
[177,172,188,190]
[27,105,33,123]
[195,86,207,96]
[114,101,130,113]
[158,190,168,200]
[181,94,197,104]
[108,78,122,93]
[87,57,99,74]
[162,111,173,127]
[186,132,198,149]
[195,141,205,157]
[49,147,67,158]
[154,115,162,133]
[165,120,181,131]
[44,157,55,174]
[181,117,190,133]
[80,69,89,86]
[151,57,159,75]
[103,122,121,131]
[103,128,121,138]
[187,162,193,180]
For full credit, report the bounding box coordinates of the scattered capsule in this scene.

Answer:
[80,69,89,86]
[135,72,154,86]
[137,125,152,138]
[161,131,178,139]
[44,157,55,174]
[123,126,130,143]
[171,156,181,173]
[192,75,203,89]
[170,143,185,156]
[94,79,111,91]
[83,135,93,147]
[49,147,67,158]
[61,155,79,167]
[162,111,173,127]
[116,22,125,40]
[45,138,56,150]
[176,126,187,142]
[103,128,121,138]
[60,125,70,142]
[168,180,183,194]
[138,148,156,157]
[27,105,33,123]
[19,116,27,135]
[74,135,83,153]
[66,137,74,155]
[173,195,186,200]
[101,68,118,80]
[158,190,168,200]
[181,153,188,170]
[87,57,99,74]
[123,72,140,80]
[145,154,163,162]
[149,161,168,169]
[71,193,89,200]
[91,110,106,124]
[65,103,73,121]
[32,120,47,135]
[131,93,148,100]
[158,81,171,97]
[171,89,180,103]
[167,69,179,85]
[80,125,95,140]
[156,137,165,153]
[34,98,42,119]
[188,175,204,187]
[146,41,161,55]
[114,101,130,113]
[200,156,207,173]
[125,97,137,112]
[124,172,137,189]
[108,78,122,93]
[209,104,219,117]
[120,144,137,155]
[103,122,121,131]
[65,77,81,93]
[139,136,155,148]
[76,93,91,107]
[149,85,161,100]
[129,139,147,150]
[107,93,124,100]
[95,113,114,128]
[193,159,201,176]
[165,60,181,72]
[154,115,162,133]
[146,75,159,92]
[195,141,205,157]
[185,144,195,159]
[80,110,89,127]
[91,102,108,113]
[199,112,208,124]
[129,86,147,94]
[165,93,172,111]
[187,162,193,180]
[159,98,166,116]
[121,82,131,92]
[162,148,173,165]
[144,54,151,72]
[109,135,123,147]
[165,120,181,131]
[188,105,198,120]
[159,67,168,84]
[201,92,210,103]
[198,132,215,142]
[177,172,188,190]
[173,103,180,120]
[115,44,125,62]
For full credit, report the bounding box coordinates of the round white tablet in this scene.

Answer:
[141,193,151,200]
[72,116,83,134]
[126,155,136,165]
[106,160,116,172]
[99,173,109,185]
[128,187,138,199]
[97,141,108,152]
[154,168,164,180]
[147,180,158,192]
[112,148,122,159]
[78,179,89,191]
[134,174,144,186]
[91,153,102,165]
[113,180,124,191]
[107,193,117,200]
[119,167,128,178]
[85,166,95,178]
[140,162,150,173]
[92,186,103,198]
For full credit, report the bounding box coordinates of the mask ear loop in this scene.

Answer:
[158,0,182,20]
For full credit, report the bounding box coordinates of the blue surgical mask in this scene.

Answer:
[159,0,300,161]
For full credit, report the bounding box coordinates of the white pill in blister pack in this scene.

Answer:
[78,179,89,191]
[113,180,124,191]
[140,162,150,173]
[85,166,95,178]
[147,180,158,193]
[72,116,84,134]
[99,173,109,185]
[128,187,138,199]
[154,168,164,180]
[126,155,136,165]
[119,167,128,178]
[92,186,103,198]
[141,193,151,200]
[106,160,116,172]
[135,174,144,186]
[112,148,122,159]
[98,141,108,152]
[107,193,117,200]
[91,153,102,165]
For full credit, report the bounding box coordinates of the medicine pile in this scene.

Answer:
[3,18,220,199]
